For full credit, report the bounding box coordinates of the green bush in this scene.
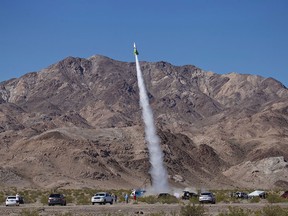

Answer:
[180,203,206,216]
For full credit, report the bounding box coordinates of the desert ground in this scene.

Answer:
[1,201,288,216]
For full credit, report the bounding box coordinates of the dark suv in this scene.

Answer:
[48,194,66,206]
[182,191,198,200]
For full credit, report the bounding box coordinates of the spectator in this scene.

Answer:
[133,193,136,201]
[124,193,129,203]
[16,193,20,204]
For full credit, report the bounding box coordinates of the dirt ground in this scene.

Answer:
[1,202,288,216]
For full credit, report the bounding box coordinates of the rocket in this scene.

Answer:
[133,42,139,55]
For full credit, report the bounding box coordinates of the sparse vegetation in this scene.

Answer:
[248,196,260,203]
[2,188,288,216]
[188,196,199,204]
[180,203,206,216]
[0,191,5,203]
[218,206,253,216]
[55,213,73,216]
[266,192,288,203]
[20,209,40,216]
[214,190,231,203]
[158,195,179,204]
[138,195,158,204]
[148,211,167,216]
[259,205,288,216]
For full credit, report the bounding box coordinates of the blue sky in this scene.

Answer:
[1,0,287,87]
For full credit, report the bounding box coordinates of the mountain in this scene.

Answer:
[0,55,287,190]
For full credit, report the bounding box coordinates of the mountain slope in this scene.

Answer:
[0,55,287,190]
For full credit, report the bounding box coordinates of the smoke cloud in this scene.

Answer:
[135,55,169,193]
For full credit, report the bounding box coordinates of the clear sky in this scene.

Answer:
[1,0,287,87]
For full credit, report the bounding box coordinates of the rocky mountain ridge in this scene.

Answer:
[0,55,287,190]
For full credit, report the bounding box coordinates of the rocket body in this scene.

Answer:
[133,42,139,55]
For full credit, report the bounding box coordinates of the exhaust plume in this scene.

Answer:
[135,53,169,194]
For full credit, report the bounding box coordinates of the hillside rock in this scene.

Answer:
[0,55,287,190]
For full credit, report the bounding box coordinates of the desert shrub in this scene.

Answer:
[188,196,199,204]
[21,190,39,203]
[0,191,5,203]
[229,196,242,204]
[30,190,43,203]
[180,203,206,216]
[266,193,286,203]
[83,188,96,199]
[74,192,90,205]
[55,213,73,216]
[40,194,48,205]
[218,206,253,216]
[138,195,158,204]
[65,194,74,204]
[260,205,288,216]
[249,196,260,203]
[104,213,126,216]
[38,191,51,205]
[158,195,179,204]
[215,191,231,203]
[20,209,40,216]
[149,212,166,216]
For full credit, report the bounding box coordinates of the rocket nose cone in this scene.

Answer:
[134,42,136,48]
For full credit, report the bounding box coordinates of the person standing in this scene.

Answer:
[16,193,20,204]
[133,193,136,201]
[124,193,129,204]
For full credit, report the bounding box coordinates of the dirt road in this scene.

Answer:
[1,202,288,216]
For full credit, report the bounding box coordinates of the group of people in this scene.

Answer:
[111,193,135,204]
[123,192,137,203]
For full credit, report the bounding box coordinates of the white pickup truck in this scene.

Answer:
[91,192,113,205]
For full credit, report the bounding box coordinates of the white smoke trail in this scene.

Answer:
[135,55,169,194]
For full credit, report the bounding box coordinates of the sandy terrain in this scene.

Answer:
[1,202,288,216]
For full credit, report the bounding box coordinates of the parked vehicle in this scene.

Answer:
[281,191,288,198]
[48,193,66,206]
[248,190,267,199]
[131,188,146,197]
[18,196,24,204]
[234,192,248,199]
[91,192,113,205]
[157,193,173,198]
[5,196,19,206]
[182,191,198,200]
[199,192,216,204]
